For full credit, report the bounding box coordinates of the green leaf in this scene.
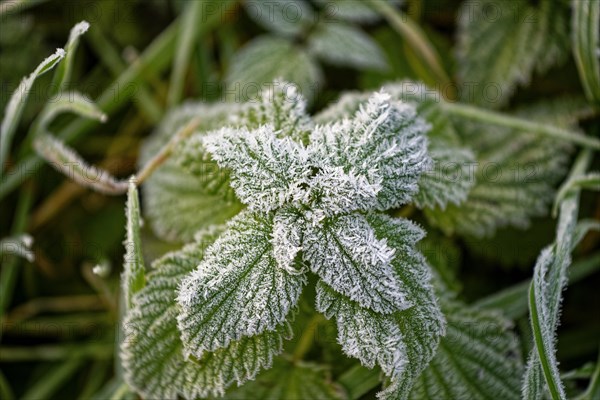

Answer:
[572,0,600,103]
[311,90,431,210]
[232,80,313,142]
[456,0,570,107]
[314,0,380,23]
[177,210,306,358]
[122,228,293,399]
[244,0,314,37]
[413,146,475,210]
[0,47,65,177]
[418,231,462,293]
[121,180,145,310]
[425,98,579,238]
[314,82,476,210]
[316,213,445,400]
[409,300,523,400]
[224,359,343,399]
[203,124,309,212]
[523,151,593,400]
[307,21,388,71]
[139,102,243,242]
[306,213,410,314]
[226,36,322,103]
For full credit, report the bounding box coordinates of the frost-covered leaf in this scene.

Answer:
[413,146,475,210]
[307,21,388,70]
[231,81,313,142]
[244,0,314,37]
[305,213,409,314]
[306,165,382,215]
[456,0,570,107]
[425,99,576,237]
[121,180,145,310]
[317,282,408,377]
[272,207,306,274]
[522,151,591,400]
[226,36,322,103]
[409,300,523,400]
[177,210,305,358]
[311,91,431,211]
[314,82,475,210]
[224,360,342,399]
[204,124,309,211]
[122,228,292,400]
[140,102,243,242]
[573,0,600,103]
[316,213,445,400]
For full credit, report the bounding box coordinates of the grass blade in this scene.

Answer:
[0,48,65,178]
[167,0,203,107]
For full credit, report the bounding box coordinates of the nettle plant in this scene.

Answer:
[3,3,600,398]
[123,84,446,399]
[118,82,525,400]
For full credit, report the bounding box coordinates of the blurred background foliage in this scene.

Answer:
[0,0,598,399]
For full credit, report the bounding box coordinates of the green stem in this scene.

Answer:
[443,102,600,150]
[0,185,34,343]
[110,382,130,400]
[368,0,450,86]
[337,365,381,400]
[167,0,203,107]
[292,314,324,361]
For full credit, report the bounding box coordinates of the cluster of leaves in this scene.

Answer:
[227,0,390,102]
[2,0,600,399]
[124,83,449,399]
[123,71,577,398]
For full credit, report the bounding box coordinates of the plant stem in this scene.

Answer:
[368,0,450,86]
[338,365,381,400]
[443,102,600,150]
[135,118,200,185]
[292,314,325,362]
[0,185,34,343]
